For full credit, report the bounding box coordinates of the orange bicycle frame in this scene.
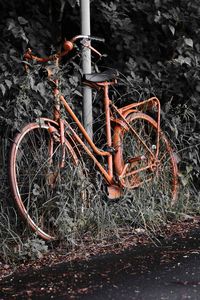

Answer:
[23,35,163,195]
[50,81,162,189]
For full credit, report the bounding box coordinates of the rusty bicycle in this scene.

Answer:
[9,35,178,241]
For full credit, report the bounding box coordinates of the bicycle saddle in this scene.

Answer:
[82,69,119,83]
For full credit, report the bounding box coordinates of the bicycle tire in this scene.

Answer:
[9,121,87,240]
[113,112,178,205]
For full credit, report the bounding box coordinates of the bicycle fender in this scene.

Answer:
[36,117,59,127]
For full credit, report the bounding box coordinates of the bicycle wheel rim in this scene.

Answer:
[113,113,178,205]
[9,122,86,240]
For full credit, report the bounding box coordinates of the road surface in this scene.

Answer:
[1,232,200,299]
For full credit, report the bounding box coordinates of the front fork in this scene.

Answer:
[46,119,66,187]
[47,118,65,161]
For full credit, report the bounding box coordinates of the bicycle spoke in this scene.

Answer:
[114,113,178,204]
[9,122,89,240]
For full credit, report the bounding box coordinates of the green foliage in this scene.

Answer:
[91,0,200,100]
[19,238,48,260]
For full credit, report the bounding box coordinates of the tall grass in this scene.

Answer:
[0,87,199,264]
[0,140,198,264]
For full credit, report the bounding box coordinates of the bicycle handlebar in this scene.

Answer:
[71,35,105,43]
[23,35,105,64]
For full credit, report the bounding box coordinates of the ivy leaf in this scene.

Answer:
[186,165,193,173]
[184,38,193,48]
[5,80,12,89]
[0,84,6,95]
[179,174,188,186]
[67,0,77,7]
[7,19,15,31]
[175,55,191,66]
[36,82,46,97]
[169,25,175,35]
[196,85,200,92]
[18,16,28,25]
[74,90,83,97]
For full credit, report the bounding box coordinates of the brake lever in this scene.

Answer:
[81,39,102,58]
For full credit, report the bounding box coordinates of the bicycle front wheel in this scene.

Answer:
[9,121,87,240]
[113,112,178,205]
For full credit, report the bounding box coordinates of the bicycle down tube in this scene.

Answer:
[55,86,115,185]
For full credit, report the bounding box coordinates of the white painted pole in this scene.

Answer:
[80,0,93,139]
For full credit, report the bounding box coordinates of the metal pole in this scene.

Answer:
[80,0,93,140]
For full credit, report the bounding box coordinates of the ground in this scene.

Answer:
[1,217,200,282]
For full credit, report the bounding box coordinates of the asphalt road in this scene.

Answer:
[1,235,200,299]
[80,250,200,300]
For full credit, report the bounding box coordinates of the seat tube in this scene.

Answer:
[104,84,113,177]
[53,74,61,122]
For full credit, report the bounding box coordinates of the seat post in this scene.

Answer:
[104,83,113,177]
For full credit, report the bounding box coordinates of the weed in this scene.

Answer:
[0,74,199,265]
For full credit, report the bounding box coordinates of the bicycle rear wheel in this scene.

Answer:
[113,112,178,205]
[9,121,87,240]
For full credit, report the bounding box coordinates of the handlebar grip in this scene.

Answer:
[63,40,74,52]
[89,36,105,43]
